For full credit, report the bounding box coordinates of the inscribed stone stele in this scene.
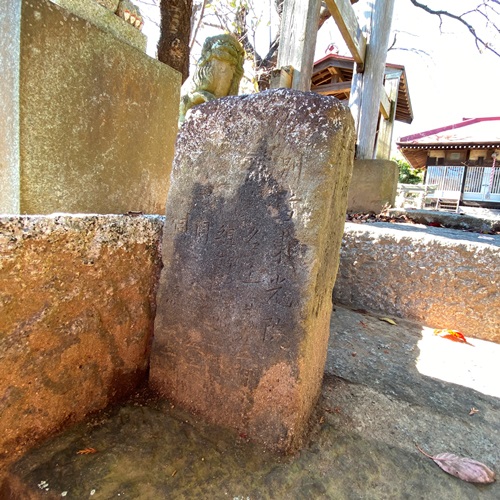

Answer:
[151,88,355,452]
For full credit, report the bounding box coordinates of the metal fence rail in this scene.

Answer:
[426,166,464,194]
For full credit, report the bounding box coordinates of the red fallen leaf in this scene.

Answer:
[76,447,97,455]
[416,445,496,484]
[427,221,442,227]
[433,328,474,346]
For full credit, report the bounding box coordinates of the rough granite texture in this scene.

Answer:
[334,222,500,342]
[0,2,21,213]
[151,89,356,452]
[388,208,500,233]
[1,0,180,215]
[0,215,163,476]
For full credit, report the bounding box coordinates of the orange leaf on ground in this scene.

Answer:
[76,448,97,455]
[433,329,474,346]
[379,317,397,325]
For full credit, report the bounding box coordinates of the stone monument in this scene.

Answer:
[151,89,355,452]
[0,0,180,214]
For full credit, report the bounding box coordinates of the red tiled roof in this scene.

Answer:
[397,117,500,169]
[398,117,500,145]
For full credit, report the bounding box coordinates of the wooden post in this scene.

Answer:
[277,0,322,91]
[355,0,396,159]
[324,0,366,65]
[375,70,401,159]
[269,66,294,89]
[348,63,363,132]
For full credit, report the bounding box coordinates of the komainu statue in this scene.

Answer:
[178,34,245,125]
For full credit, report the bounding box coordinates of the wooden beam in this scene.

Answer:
[313,81,390,116]
[313,57,356,74]
[328,66,342,76]
[270,66,294,89]
[324,0,367,65]
[312,81,352,94]
[376,74,400,159]
[277,0,322,91]
[379,87,391,120]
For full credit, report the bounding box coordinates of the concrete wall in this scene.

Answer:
[0,215,163,474]
[334,222,500,343]
[1,0,181,215]
[347,159,399,214]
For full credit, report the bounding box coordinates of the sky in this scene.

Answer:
[140,0,500,144]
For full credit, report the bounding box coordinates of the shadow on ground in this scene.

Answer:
[2,306,499,499]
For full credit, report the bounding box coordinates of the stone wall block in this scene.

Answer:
[0,215,163,474]
[334,222,500,343]
[150,89,355,452]
[1,0,181,215]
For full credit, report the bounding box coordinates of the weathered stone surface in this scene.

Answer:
[179,34,245,125]
[52,0,144,51]
[3,306,500,499]
[151,89,355,452]
[334,222,500,342]
[96,0,120,12]
[0,2,21,214]
[347,159,399,213]
[0,215,163,476]
[387,208,500,234]
[1,0,181,215]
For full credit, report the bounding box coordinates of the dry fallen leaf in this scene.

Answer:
[76,448,97,455]
[379,317,397,326]
[416,445,495,484]
[433,329,474,346]
[469,407,479,416]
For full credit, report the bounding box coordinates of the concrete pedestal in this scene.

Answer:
[347,159,399,213]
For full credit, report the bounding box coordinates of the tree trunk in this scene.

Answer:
[157,0,193,83]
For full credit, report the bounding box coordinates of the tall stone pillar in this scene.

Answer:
[151,89,355,452]
[0,0,180,215]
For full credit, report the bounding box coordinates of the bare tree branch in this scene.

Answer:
[190,0,207,49]
[409,0,500,57]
